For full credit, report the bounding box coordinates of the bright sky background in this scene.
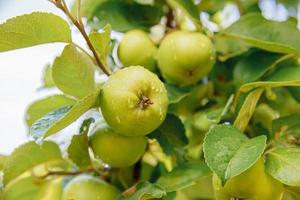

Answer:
[0,0,296,155]
[0,0,83,155]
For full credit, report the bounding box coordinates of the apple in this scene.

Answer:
[118,30,157,71]
[90,123,147,168]
[62,175,119,200]
[181,175,215,199]
[213,158,283,200]
[100,66,168,137]
[37,178,63,200]
[156,31,215,86]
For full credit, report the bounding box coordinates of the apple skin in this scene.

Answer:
[213,158,283,200]
[90,123,147,168]
[100,66,168,137]
[62,175,119,200]
[37,178,63,200]
[118,30,157,71]
[156,31,215,86]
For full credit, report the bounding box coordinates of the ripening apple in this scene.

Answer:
[90,123,147,168]
[156,31,215,86]
[100,66,168,137]
[62,175,119,200]
[118,30,157,71]
[213,158,283,200]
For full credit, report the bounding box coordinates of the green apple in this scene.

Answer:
[90,123,147,168]
[182,175,215,199]
[37,178,63,200]
[62,175,119,200]
[118,30,157,71]
[100,66,168,137]
[213,158,283,200]
[156,31,215,86]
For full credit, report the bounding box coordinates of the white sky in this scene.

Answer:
[0,0,83,154]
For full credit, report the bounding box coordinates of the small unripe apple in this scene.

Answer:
[100,66,168,137]
[156,31,215,86]
[118,30,157,71]
[62,175,119,200]
[213,158,283,200]
[90,123,147,168]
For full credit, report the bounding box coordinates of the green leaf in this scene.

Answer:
[238,81,300,94]
[134,0,154,5]
[90,1,163,32]
[266,65,300,82]
[233,51,282,87]
[164,84,191,104]
[223,13,300,55]
[203,124,267,182]
[234,88,264,132]
[0,12,71,52]
[30,90,100,140]
[224,136,267,179]
[119,181,166,200]
[3,141,62,185]
[67,118,95,169]
[148,114,188,155]
[2,177,44,200]
[198,0,227,12]
[272,114,300,137]
[0,155,8,170]
[167,0,199,20]
[156,163,210,192]
[266,148,300,186]
[25,95,76,127]
[214,36,249,62]
[42,65,55,88]
[52,44,95,99]
[89,24,111,65]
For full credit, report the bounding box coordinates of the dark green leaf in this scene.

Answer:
[87,0,163,32]
[3,141,62,185]
[224,13,300,55]
[272,115,300,137]
[156,163,210,192]
[233,51,282,87]
[149,114,188,155]
[164,84,191,104]
[214,36,249,62]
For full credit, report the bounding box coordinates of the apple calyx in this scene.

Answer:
[139,96,153,109]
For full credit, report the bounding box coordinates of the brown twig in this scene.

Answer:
[35,168,95,179]
[50,0,112,75]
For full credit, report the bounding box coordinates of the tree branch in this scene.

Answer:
[50,0,112,75]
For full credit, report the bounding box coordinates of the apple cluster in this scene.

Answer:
[88,29,215,170]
